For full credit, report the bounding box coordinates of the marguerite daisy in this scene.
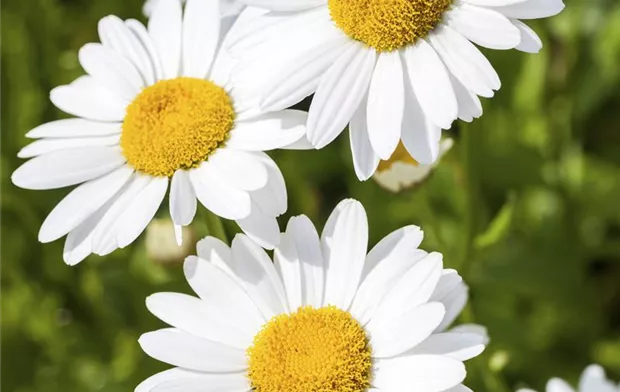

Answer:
[137,199,487,392]
[11,0,309,265]
[518,365,620,392]
[227,0,564,180]
[374,138,453,193]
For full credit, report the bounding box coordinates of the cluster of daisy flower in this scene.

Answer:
[13,0,613,391]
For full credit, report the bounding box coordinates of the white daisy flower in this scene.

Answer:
[226,0,564,180]
[374,138,453,193]
[518,364,620,392]
[11,0,309,265]
[137,198,487,392]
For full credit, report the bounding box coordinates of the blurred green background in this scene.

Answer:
[3,0,620,390]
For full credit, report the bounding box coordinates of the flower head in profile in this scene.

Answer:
[228,0,564,180]
[137,199,487,392]
[374,138,453,193]
[518,365,620,392]
[12,0,309,265]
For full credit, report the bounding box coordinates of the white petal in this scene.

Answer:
[429,24,500,98]
[50,76,128,121]
[370,252,443,323]
[367,51,404,160]
[39,166,133,243]
[488,0,565,19]
[463,0,528,7]
[373,162,433,193]
[322,199,368,309]
[114,176,168,248]
[260,33,349,113]
[228,10,336,112]
[448,4,521,50]
[136,368,250,392]
[170,170,197,227]
[78,43,143,100]
[91,174,151,255]
[369,302,446,358]
[230,234,289,318]
[227,7,327,61]
[403,39,457,129]
[430,270,463,303]
[307,43,377,149]
[182,0,220,78]
[184,255,265,330]
[364,225,424,276]
[275,215,324,309]
[274,229,303,310]
[513,20,543,53]
[18,134,120,158]
[236,202,280,250]
[126,19,164,81]
[63,202,114,266]
[152,374,249,392]
[26,119,121,139]
[451,75,483,123]
[401,78,442,165]
[246,152,287,216]
[547,378,576,392]
[148,0,182,79]
[208,149,268,191]
[436,281,469,332]
[195,236,234,277]
[98,15,155,85]
[463,0,529,5]
[350,231,426,324]
[373,355,466,391]
[139,328,246,372]
[445,384,475,392]
[450,323,489,343]
[146,292,252,349]
[226,110,307,152]
[232,0,323,11]
[221,6,270,52]
[12,146,125,190]
[281,135,314,150]
[407,331,486,361]
[578,365,618,392]
[350,94,380,181]
[189,163,251,220]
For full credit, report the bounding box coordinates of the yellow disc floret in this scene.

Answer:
[121,77,235,177]
[328,0,453,52]
[377,142,419,172]
[247,306,372,392]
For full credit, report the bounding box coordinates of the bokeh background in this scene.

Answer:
[3,0,620,390]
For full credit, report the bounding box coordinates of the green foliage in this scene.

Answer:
[2,0,620,391]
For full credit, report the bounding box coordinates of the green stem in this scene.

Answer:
[459,123,478,276]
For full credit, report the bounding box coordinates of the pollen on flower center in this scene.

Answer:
[328,0,453,52]
[121,77,235,177]
[247,306,372,392]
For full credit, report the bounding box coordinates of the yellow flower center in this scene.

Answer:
[377,142,420,171]
[328,0,452,52]
[120,77,235,177]
[247,306,372,392]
